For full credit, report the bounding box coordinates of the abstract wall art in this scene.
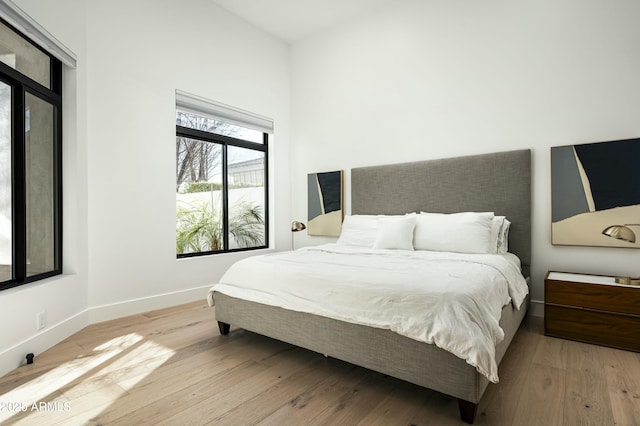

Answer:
[307,170,343,236]
[551,137,640,248]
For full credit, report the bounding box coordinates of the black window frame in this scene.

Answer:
[176,123,269,258]
[0,17,63,291]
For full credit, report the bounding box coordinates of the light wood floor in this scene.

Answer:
[1,301,639,426]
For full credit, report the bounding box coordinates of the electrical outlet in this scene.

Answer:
[37,311,46,330]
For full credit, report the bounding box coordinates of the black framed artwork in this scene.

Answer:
[307,170,344,236]
[551,137,640,248]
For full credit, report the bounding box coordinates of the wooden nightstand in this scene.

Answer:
[544,271,640,352]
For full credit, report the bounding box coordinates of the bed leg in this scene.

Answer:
[217,321,230,335]
[458,399,477,424]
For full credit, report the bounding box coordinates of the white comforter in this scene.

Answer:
[208,243,529,383]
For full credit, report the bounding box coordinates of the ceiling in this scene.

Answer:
[211,0,392,44]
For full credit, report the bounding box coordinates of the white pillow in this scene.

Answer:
[414,212,494,253]
[490,216,505,254]
[499,219,511,254]
[336,215,379,247]
[373,216,416,250]
[489,216,511,254]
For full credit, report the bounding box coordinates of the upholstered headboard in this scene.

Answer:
[351,149,532,275]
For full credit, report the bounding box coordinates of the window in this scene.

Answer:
[0,18,63,290]
[176,91,270,257]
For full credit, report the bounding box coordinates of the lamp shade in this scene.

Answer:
[602,225,636,243]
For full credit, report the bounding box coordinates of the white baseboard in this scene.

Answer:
[529,299,544,317]
[0,285,212,378]
[0,310,89,378]
[87,285,212,324]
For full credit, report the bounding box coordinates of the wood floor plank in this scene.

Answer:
[475,318,540,425]
[511,364,565,426]
[73,303,211,352]
[111,359,263,425]
[154,345,320,425]
[0,390,70,425]
[210,357,338,425]
[2,301,640,426]
[603,347,640,426]
[561,340,614,425]
[39,383,125,426]
[0,340,86,388]
[116,334,265,394]
[254,360,368,426]
[406,391,462,426]
[354,379,441,426]
[91,337,297,425]
[141,300,205,319]
[305,372,403,426]
[532,333,567,370]
[563,360,614,425]
[564,338,604,373]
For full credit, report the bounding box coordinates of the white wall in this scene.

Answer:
[290,0,640,314]
[1,0,291,376]
[84,0,291,318]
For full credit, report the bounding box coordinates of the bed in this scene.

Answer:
[208,149,531,424]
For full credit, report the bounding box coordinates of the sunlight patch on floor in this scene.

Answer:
[0,333,175,425]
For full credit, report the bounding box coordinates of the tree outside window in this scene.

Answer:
[175,110,268,256]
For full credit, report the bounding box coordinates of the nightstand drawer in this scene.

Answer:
[545,305,640,352]
[545,279,640,316]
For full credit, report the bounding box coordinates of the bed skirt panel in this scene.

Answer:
[213,290,529,403]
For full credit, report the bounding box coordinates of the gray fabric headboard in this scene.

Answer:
[351,149,532,274]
